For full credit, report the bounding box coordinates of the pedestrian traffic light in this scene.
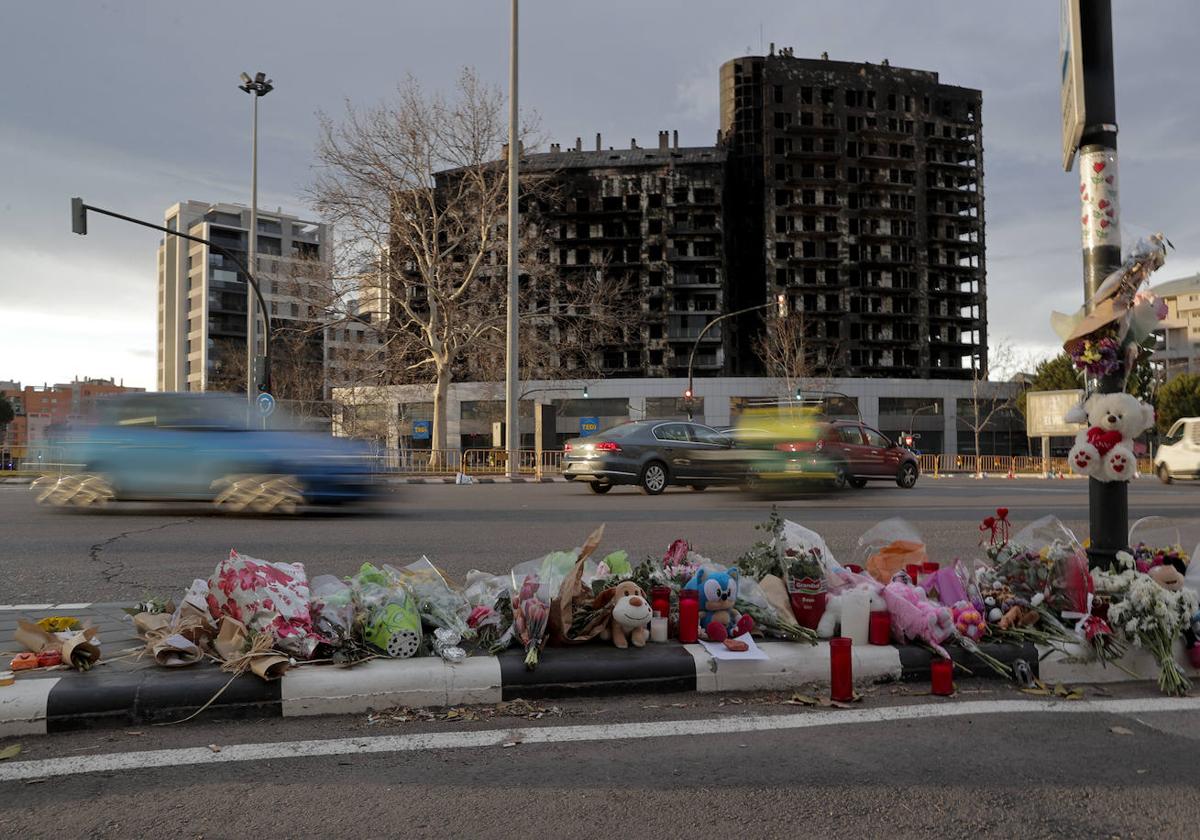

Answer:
[71,197,87,235]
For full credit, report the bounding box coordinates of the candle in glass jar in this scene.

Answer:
[678,590,700,644]
[830,637,853,702]
[868,610,891,645]
[651,586,671,621]
[650,614,668,643]
[931,658,954,696]
[841,589,871,646]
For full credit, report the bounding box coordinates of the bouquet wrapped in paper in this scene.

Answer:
[987,516,1092,616]
[206,550,322,658]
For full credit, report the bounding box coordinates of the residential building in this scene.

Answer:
[1153,273,1200,379]
[518,134,729,378]
[720,48,985,379]
[0,377,143,461]
[156,201,330,394]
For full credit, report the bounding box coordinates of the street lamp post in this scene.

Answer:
[239,71,274,405]
[504,0,520,478]
[907,402,940,445]
[686,295,787,420]
[71,199,273,390]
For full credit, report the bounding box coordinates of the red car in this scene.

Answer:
[773,420,921,489]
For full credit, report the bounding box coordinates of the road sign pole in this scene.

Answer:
[1075,0,1125,570]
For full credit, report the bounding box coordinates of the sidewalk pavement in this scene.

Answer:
[5,600,1188,738]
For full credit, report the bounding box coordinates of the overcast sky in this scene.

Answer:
[2,0,1197,390]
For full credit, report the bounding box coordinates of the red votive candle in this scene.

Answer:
[830,637,854,702]
[905,563,922,584]
[651,586,671,622]
[678,589,699,644]
[845,563,864,575]
[931,658,954,696]
[922,561,940,575]
[868,611,891,645]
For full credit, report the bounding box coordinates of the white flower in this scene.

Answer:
[1031,593,1045,607]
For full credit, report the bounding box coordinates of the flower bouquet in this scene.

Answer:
[1102,554,1198,695]
[511,572,551,669]
[389,557,475,644]
[463,570,514,654]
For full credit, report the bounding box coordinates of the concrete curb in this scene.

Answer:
[0,639,1010,736]
[6,638,1195,736]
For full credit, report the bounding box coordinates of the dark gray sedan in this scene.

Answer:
[562,421,750,494]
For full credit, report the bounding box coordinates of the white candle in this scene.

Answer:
[841,589,871,647]
[650,616,669,643]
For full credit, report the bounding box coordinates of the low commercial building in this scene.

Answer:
[333,376,1023,456]
[0,377,143,463]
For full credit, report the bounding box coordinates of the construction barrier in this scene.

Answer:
[917,454,1153,477]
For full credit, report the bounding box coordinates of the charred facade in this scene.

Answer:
[520,135,729,378]
[721,51,985,379]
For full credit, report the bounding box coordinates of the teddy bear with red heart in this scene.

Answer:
[1067,392,1154,482]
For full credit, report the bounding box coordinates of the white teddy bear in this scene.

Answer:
[1067,392,1155,482]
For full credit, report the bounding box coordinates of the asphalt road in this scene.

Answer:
[4,476,1200,604]
[2,683,1199,838]
[5,478,1200,837]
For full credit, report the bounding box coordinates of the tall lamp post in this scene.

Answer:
[239,71,274,405]
[504,1,520,478]
[686,294,787,421]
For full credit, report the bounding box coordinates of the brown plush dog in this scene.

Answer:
[594,581,652,649]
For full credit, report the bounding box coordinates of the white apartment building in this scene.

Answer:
[1154,273,1200,380]
[156,201,330,392]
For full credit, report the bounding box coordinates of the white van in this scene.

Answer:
[1154,418,1200,483]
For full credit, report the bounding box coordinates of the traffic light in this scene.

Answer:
[795,385,803,401]
[683,387,693,401]
[582,385,589,398]
[776,293,788,318]
[71,197,87,235]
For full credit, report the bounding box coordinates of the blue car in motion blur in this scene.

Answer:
[33,392,379,513]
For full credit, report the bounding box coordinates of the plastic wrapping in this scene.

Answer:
[309,575,356,646]
[206,550,321,658]
[389,557,475,640]
[350,563,422,658]
[431,627,467,663]
[1128,516,1191,575]
[775,520,834,630]
[989,516,1093,615]
[511,550,569,669]
[857,518,928,584]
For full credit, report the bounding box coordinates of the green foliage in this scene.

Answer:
[1155,373,1200,434]
[0,395,12,427]
[736,507,786,579]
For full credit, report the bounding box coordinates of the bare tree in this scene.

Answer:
[310,68,627,457]
[958,341,1021,475]
[753,312,843,401]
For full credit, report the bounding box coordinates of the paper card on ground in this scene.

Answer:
[699,635,770,661]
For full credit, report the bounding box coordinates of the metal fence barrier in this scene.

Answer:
[364,448,565,476]
[917,454,1153,477]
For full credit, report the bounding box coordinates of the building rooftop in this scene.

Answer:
[520,145,726,172]
[1154,273,1200,299]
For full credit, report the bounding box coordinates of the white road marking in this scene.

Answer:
[0,604,91,612]
[2,696,1198,782]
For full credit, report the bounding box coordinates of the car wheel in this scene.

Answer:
[848,477,868,489]
[212,474,304,514]
[689,484,707,492]
[639,461,669,495]
[32,473,115,508]
[588,481,612,494]
[896,462,919,489]
[1157,464,1173,485]
[828,463,849,490]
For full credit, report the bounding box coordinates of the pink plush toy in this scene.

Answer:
[952,601,986,641]
[882,579,954,657]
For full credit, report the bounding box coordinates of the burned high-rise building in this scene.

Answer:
[720,50,985,379]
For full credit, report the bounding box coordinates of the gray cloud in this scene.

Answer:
[1,0,1197,387]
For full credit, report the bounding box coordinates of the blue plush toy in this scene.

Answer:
[684,568,754,643]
